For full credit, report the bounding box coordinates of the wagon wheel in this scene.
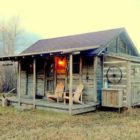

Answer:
[106,66,122,84]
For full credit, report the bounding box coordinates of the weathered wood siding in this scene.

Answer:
[20,59,45,98]
[19,70,34,98]
[19,56,99,103]
[106,36,132,55]
[36,72,44,96]
[20,71,27,97]
[103,56,140,107]
[64,68,95,101]
[103,56,128,106]
[82,64,95,101]
[36,59,45,96]
[106,38,117,53]
[27,74,33,97]
[96,57,103,103]
[56,56,97,102]
[130,63,140,105]
[45,59,54,92]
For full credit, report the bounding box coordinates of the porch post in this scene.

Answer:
[18,61,21,106]
[33,58,36,108]
[69,54,73,115]
[79,57,82,83]
[93,57,98,102]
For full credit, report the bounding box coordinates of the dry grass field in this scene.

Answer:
[0,106,140,140]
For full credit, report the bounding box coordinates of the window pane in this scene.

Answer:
[83,57,93,66]
[73,56,80,74]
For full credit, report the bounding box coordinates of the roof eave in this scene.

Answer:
[0,45,100,61]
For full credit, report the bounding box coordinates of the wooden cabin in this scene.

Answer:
[0,28,140,114]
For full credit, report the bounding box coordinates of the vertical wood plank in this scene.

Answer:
[54,57,57,90]
[79,56,82,83]
[69,54,73,115]
[33,58,36,108]
[127,61,131,107]
[93,57,98,102]
[116,37,119,53]
[65,57,67,91]
[18,61,21,106]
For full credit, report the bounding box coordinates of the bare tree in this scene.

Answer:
[0,16,21,56]
[0,17,22,92]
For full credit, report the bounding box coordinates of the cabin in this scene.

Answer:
[0,28,140,115]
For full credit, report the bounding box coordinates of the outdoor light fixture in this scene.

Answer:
[55,56,66,74]
[58,59,65,66]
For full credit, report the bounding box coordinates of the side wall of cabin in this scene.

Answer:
[103,56,128,107]
[130,62,140,106]
[103,55,140,107]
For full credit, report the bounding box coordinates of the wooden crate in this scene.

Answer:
[102,88,123,108]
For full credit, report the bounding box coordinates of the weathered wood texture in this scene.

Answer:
[130,63,140,106]
[8,96,97,115]
[36,59,45,96]
[20,71,27,96]
[103,56,128,106]
[103,56,140,107]
[96,57,103,103]
[19,56,99,104]
[57,56,97,102]
[102,89,123,108]
[33,59,36,108]
[106,36,132,55]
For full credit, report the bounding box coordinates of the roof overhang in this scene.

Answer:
[104,52,140,63]
[0,45,100,61]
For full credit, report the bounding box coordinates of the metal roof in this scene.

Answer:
[21,28,125,55]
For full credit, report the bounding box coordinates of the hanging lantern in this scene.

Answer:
[55,56,66,74]
[58,59,65,66]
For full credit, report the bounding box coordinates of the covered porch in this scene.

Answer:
[0,45,102,115]
[16,51,100,115]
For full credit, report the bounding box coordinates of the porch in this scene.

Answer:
[8,96,98,115]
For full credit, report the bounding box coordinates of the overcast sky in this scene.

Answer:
[0,0,140,52]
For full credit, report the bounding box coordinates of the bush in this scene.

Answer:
[0,62,17,92]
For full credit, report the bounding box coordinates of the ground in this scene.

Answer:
[0,106,140,140]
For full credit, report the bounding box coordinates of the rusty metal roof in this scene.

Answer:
[21,28,125,55]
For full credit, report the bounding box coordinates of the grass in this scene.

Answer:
[0,106,140,140]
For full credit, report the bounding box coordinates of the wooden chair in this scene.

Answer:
[64,83,84,104]
[47,83,64,102]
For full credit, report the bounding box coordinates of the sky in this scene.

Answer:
[0,0,140,52]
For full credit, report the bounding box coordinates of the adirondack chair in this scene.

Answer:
[47,83,64,102]
[63,83,84,104]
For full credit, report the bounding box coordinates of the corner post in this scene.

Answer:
[127,61,131,107]
[93,57,98,102]
[69,54,73,115]
[33,58,36,109]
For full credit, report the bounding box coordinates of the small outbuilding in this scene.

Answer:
[0,28,140,114]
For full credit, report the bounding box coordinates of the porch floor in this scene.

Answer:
[7,96,98,115]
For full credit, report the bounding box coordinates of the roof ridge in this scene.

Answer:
[38,27,125,41]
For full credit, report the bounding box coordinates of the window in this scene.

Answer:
[21,59,33,74]
[82,57,93,66]
[73,56,80,74]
